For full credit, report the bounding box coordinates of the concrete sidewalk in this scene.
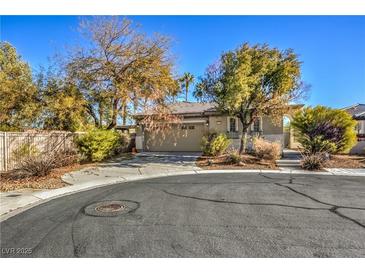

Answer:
[1,152,365,220]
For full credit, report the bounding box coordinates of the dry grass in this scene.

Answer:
[324,155,365,168]
[0,162,95,192]
[196,153,278,170]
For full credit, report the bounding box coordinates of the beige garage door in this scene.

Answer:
[144,123,205,152]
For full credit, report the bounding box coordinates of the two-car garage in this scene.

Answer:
[143,122,206,152]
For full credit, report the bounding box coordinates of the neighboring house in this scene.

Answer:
[343,103,365,154]
[134,102,301,152]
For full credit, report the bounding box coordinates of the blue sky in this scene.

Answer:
[1,16,364,108]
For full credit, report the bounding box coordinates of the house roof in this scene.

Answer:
[134,102,217,117]
[342,103,365,119]
[167,102,217,114]
[166,102,304,114]
[135,101,304,117]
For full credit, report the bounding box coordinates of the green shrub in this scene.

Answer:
[228,150,241,164]
[76,129,124,162]
[201,133,230,156]
[299,135,337,154]
[211,134,230,156]
[201,133,215,155]
[292,106,357,154]
[115,133,131,153]
[12,143,39,160]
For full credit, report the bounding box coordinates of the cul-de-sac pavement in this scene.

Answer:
[1,168,365,257]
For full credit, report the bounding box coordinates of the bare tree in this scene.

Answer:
[67,16,179,129]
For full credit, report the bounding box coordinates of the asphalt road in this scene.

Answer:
[1,173,365,257]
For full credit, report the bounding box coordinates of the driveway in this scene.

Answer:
[1,173,365,257]
[62,152,202,185]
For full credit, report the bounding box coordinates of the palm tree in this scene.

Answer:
[193,82,205,102]
[179,72,194,102]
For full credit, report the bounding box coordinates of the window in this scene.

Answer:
[229,118,237,132]
[359,121,365,134]
[253,118,261,132]
[181,125,195,130]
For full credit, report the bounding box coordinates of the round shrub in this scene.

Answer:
[12,143,39,159]
[76,129,124,162]
[201,133,230,156]
[228,150,242,164]
[292,106,357,154]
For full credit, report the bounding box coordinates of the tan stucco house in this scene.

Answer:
[343,103,365,154]
[135,102,301,152]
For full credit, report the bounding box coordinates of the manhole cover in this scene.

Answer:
[84,200,139,217]
[95,203,125,213]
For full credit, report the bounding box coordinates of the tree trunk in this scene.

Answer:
[98,104,103,128]
[185,82,189,102]
[239,126,249,155]
[119,98,128,125]
[107,98,119,129]
[122,103,127,125]
[132,91,138,114]
[238,109,256,154]
[87,105,100,128]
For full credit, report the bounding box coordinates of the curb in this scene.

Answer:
[1,168,365,222]
[0,170,197,222]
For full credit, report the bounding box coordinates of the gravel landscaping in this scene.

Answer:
[0,162,95,192]
[324,155,365,169]
[196,154,278,170]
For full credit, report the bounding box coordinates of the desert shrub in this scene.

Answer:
[201,133,230,156]
[292,106,357,154]
[228,150,241,164]
[253,137,281,161]
[76,129,123,162]
[53,149,79,168]
[201,136,211,155]
[17,154,56,177]
[12,143,39,159]
[114,133,131,153]
[201,133,215,155]
[301,153,327,170]
[15,149,79,178]
[12,144,48,178]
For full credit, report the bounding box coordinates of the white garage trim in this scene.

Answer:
[181,119,207,124]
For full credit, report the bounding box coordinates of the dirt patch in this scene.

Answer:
[196,154,278,170]
[0,162,96,192]
[324,155,365,169]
